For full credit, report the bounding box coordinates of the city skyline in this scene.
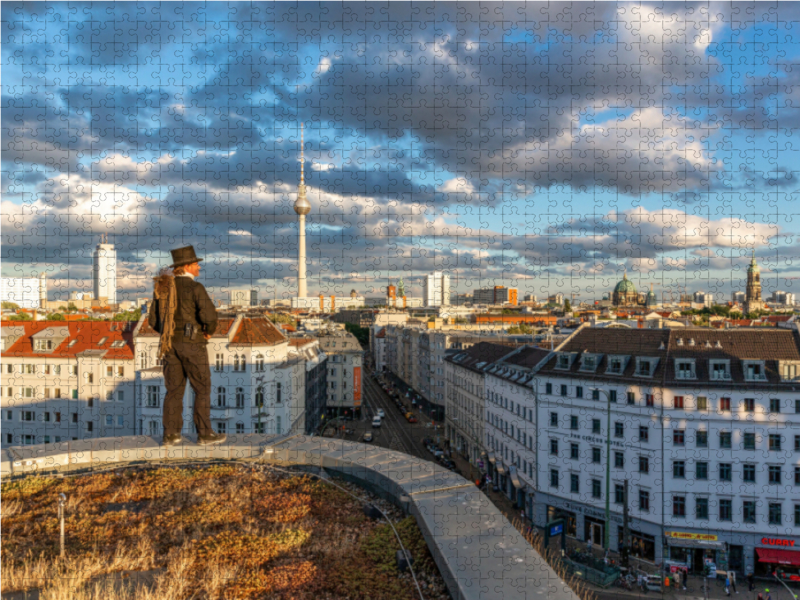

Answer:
[4,3,800,302]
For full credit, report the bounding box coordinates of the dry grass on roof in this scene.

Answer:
[1,465,449,600]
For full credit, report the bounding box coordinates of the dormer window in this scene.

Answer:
[580,354,601,373]
[606,356,628,375]
[97,337,108,346]
[556,354,571,370]
[634,357,658,378]
[743,361,767,382]
[710,360,731,381]
[34,339,54,351]
[675,359,696,380]
[782,362,800,381]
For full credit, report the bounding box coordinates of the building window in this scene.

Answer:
[87,421,94,433]
[255,354,265,372]
[719,431,732,449]
[235,388,245,408]
[696,430,708,448]
[744,432,756,450]
[744,501,756,524]
[770,398,781,413]
[744,361,766,381]
[216,421,227,434]
[639,426,649,442]
[614,484,625,504]
[627,392,635,405]
[576,386,583,398]
[570,474,579,494]
[609,390,617,403]
[570,443,579,460]
[145,386,159,408]
[592,389,600,401]
[769,434,782,451]
[255,386,264,407]
[795,466,800,485]
[236,422,245,434]
[550,412,558,427]
[614,422,624,438]
[673,430,685,446]
[592,419,601,434]
[696,395,708,410]
[107,366,113,377]
[106,391,114,401]
[550,439,558,456]
[276,416,282,435]
[719,463,732,481]
[254,422,265,434]
[614,452,624,469]
[673,496,686,517]
[216,387,227,407]
[545,383,552,394]
[795,504,800,526]
[550,469,559,488]
[719,498,733,521]
[696,498,709,520]
[570,416,578,431]
[276,383,282,404]
[591,479,601,499]
[795,435,800,452]
[744,398,755,412]
[105,415,113,426]
[560,385,567,397]
[769,503,782,525]
[639,489,649,511]
[639,456,649,473]
[720,397,731,412]
[645,393,654,407]
[675,361,694,379]
[673,395,684,409]
[696,462,708,480]
[215,354,224,372]
[743,464,756,482]
[769,466,782,484]
[21,411,35,422]
[592,448,601,464]
[673,461,685,479]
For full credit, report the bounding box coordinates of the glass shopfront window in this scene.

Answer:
[546,505,577,537]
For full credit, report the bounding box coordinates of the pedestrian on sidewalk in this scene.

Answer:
[724,575,731,596]
[747,571,754,592]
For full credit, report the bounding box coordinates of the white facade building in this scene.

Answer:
[533,325,800,576]
[1,321,136,446]
[1,276,44,309]
[423,272,450,307]
[92,238,117,305]
[316,330,363,416]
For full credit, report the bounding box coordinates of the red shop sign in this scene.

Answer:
[762,538,796,547]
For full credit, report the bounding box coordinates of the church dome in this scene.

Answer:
[614,273,637,295]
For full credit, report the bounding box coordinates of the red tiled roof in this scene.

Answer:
[375,327,386,339]
[1,320,135,359]
[289,337,315,347]
[231,318,287,346]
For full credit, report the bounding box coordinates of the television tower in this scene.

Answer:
[294,123,311,298]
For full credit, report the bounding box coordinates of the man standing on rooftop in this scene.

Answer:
[147,245,225,446]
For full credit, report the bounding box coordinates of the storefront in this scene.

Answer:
[617,527,656,562]
[665,532,726,574]
[584,516,605,546]
[495,461,508,491]
[755,537,800,580]
[508,465,525,508]
[546,505,577,537]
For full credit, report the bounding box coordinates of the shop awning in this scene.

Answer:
[495,463,507,476]
[509,468,524,490]
[665,538,725,550]
[757,548,800,566]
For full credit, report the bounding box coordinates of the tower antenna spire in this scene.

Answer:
[300,122,305,186]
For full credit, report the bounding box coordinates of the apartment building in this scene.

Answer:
[534,325,800,575]
[316,329,363,418]
[1,321,136,446]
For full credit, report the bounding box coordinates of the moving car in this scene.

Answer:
[372,416,382,428]
[406,415,417,424]
[377,409,385,418]
[363,432,373,442]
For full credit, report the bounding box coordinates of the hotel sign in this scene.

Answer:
[665,532,718,542]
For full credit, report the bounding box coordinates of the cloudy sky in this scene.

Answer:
[3,1,800,303]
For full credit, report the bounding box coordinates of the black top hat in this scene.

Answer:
[169,245,204,268]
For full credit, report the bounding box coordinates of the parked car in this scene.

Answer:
[406,415,417,424]
[363,432,373,442]
[372,416,382,428]
[377,409,385,418]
